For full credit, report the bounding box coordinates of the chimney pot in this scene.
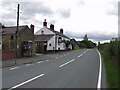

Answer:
[60,28,63,34]
[43,19,47,27]
[50,24,54,30]
[30,24,34,34]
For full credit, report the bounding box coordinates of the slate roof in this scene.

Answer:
[35,34,54,41]
[2,25,28,34]
[47,28,70,39]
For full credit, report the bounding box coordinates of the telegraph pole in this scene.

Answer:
[15,4,20,64]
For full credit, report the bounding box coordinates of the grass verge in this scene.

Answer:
[74,47,82,50]
[99,50,118,88]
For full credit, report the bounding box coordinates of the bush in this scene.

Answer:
[98,39,119,61]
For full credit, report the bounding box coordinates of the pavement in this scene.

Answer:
[1,50,71,68]
[2,49,107,89]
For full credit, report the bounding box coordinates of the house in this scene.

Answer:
[2,24,36,60]
[35,19,72,53]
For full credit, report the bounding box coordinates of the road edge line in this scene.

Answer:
[96,49,102,89]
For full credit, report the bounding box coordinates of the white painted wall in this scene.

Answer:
[35,27,71,51]
[35,27,54,35]
[57,43,66,50]
[56,35,70,50]
[47,36,55,50]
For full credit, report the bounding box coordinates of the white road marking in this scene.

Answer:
[59,59,75,67]
[37,61,43,63]
[45,60,49,61]
[25,64,33,66]
[64,54,66,56]
[8,74,44,90]
[36,54,43,55]
[96,49,102,89]
[78,54,83,58]
[10,67,19,70]
[56,57,59,58]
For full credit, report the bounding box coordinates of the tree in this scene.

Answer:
[83,34,88,41]
[70,39,78,49]
[0,23,6,28]
[78,34,96,48]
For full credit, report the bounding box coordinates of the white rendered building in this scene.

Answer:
[35,19,72,53]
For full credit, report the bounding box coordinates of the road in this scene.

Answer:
[2,49,106,89]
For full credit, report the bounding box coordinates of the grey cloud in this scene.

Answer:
[48,20,57,25]
[20,2,54,17]
[1,3,17,20]
[1,2,54,26]
[2,13,16,20]
[1,20,16,26]
[2,2,54,16]
[65,31,117,41]
[58,8,71,18]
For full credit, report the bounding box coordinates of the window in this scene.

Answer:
[58,48,60,50]
[58,37,62,43]
[49,43,51,46]
[41,31,44,34]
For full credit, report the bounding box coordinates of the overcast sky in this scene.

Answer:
[0,0,119,43]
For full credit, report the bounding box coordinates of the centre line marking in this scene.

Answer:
[56,57,59,58]
[37,61,43,63]
[84,51,86,53]
[78,54,83,58]
[59,59,75,67]
[8,74,44,90]
[10,67,19,70]
[96,49,102,89]
[25,64,33,66]
[45,60,49,61]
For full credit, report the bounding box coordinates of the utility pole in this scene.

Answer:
[15,4,20,64]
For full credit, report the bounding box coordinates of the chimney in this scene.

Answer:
[43,19,47,27]
[60,28,63,34]
[30,24,34,34]
[50,24,54,30]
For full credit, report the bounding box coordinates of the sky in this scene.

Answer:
[0,0,119,43]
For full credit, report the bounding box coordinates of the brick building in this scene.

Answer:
[2,25,36,60]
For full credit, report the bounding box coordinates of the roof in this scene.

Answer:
[2,25,28,34]
[53,30,70,39]
[35,34,54,41]
[47,28,70,39]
